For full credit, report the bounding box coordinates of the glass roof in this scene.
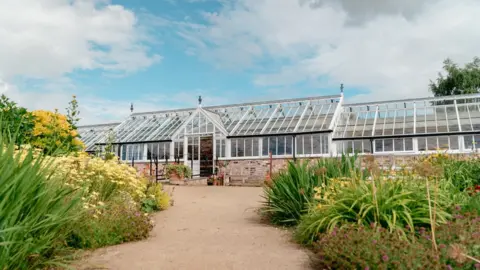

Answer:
[334,94,480,140]
[78,93,480,148]
[78,123,120,151]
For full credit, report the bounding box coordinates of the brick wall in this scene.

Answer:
[132,154,470,187]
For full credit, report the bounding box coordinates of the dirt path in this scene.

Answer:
[80,186,310,270]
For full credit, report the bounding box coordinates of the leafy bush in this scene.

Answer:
[312,225,442,270]
[50,155,148,203]
[0,94,35,144]
[311,213,480,270]
[313,153,365,181]
[262,161,322,226]
[165,163,192,179]
[296,177,452,245]
[142,182,170,213]
[31,110,83,154]
[0,136,83,269]
[67,193,153,249]
[429,154,480,192]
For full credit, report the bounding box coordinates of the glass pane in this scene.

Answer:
[427,137,438,151]
[296,136,304,155]
[269,137,277,156]
[374,140,383,152]
[384,139,393,152]
[438,137,449,150]
[354,141,363,153]
[262,138,269,156]
[418,138,427,151]
[312,134,321,154]
[277,136,285,155]
[405,138,413,151]
[450,136,459,150]
[285,136,293,155]
[394,138,404,151]
[304,135,312,155]
[237,139,245,157]
[252,138,259,156]
[245,138,253,157]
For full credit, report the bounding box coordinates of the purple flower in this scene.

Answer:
[372,240,377,244]
[365,267,370,270]
[439,244,446,249]
[454,214,465,219]
[447,265,453,270]
[425,235,431,240]
[475,263,480,270]
[455,205,461,211]
[382,254,389,262]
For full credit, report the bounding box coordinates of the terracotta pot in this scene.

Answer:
[169,172,184,185]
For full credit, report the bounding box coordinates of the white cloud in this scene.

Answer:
[0,0,160,79]
[180,0,480,102]
[0,0,161,124]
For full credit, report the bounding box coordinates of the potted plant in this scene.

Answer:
[207,176,214,186]
[165,163,192,184]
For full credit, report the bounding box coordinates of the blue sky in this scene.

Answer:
[1,0,479,124]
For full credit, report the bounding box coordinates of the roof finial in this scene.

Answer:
[130,103,134,113]
[340,83,344,97]
[198,95,202,107]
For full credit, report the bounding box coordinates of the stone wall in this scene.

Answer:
[132,154,467,187]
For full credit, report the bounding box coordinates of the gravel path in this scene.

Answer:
[80,186,310,270]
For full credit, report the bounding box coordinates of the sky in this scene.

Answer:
[1,0,479,125]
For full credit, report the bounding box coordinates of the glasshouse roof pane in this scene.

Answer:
[334,93,480,140]
[78,123,119,151]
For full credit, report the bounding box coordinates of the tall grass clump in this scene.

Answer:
[296,176,452,245]
[262,161,322,226]
[0,135,83,269]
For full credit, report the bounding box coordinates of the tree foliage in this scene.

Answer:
[0,94,35,144]
[31,109,83,155]
[430,57,480,96]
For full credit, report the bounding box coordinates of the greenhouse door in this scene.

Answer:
[199,136,213,177]
[187,136,200,177]
[187,136,214,178]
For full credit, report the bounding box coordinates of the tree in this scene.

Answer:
[31,109,83,154]
[429,57,480,96]
[66,95,80,130]
[0,94,35,145]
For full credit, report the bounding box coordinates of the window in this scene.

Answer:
[464,135,480,150]
[147,142,170,161]
[174,141,184,159]
[262,136,294,156]
[230,138,259,157]
[418,136,459,151]
[296,134,329,155]
[215,139,226,158]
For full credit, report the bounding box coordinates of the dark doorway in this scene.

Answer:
[200,136,213,177]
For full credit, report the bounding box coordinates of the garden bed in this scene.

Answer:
[262,154,480,269]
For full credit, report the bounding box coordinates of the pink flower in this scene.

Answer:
[382,254,389,262]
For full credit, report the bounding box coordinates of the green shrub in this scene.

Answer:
[296,177,452,245]
[311,225,442,270]
[460,193,480,216]
[262,161,322,226]
[143,182,170,212]
[313,153,366,181]
[165,163,192,179]
[441,158,480,191]
[0,136,82,269]
[67,194,153,249]
[311,213,480,270]
[0,94,35,145]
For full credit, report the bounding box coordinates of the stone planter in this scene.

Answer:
[169,172,185,185]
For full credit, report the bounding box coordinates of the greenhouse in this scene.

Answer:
[78,92,480,178]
